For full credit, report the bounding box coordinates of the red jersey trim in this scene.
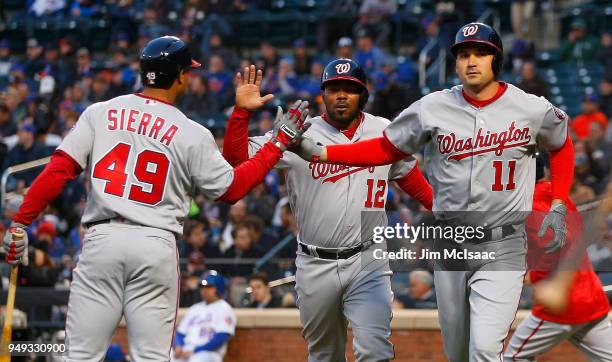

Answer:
[135,93,175,106]
[322,112,365,141]
[462,82,508,108]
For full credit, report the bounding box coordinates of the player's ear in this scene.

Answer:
[178,70,188,85]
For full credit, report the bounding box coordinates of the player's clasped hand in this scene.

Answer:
[294,135,323,162]
[271,100,310,151]
[538,202,567,253]
[1,222,29,266]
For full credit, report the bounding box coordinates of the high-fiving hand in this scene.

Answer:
[235,65,274,112]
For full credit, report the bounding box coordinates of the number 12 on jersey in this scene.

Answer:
[491,160,516,191]
[365,179,387,208]
[92,142,170,205]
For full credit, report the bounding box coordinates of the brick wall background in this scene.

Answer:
[111,309,595,361]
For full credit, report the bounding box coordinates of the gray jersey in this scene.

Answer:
[248,112,416,248]
[58,94,234,234]
[384,83,568,227]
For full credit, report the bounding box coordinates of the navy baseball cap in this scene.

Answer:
[19,123,36,134]
[583,93,599,102]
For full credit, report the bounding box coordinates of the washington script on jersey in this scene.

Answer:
[373,247,496,261]
[106,108,179,146]
[309,161,376,184]
[437,121,532,161]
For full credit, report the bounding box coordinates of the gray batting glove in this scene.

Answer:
[293,133,323,162]
[538,203,567,253]
[2,222,29,266]
[271,100,310,151]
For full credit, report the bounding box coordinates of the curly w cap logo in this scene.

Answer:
[462,24,479,37]
[335,63,351,74]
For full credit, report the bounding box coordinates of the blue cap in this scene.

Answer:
[19,123,36,134]
[583,93,599,102]
[0,40,9,49]
[201,270,226,296]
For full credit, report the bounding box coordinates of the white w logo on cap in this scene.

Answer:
[335,63,351,74]
[462,24,479,37]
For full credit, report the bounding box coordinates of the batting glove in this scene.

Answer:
[538,203,567,253]
[293,134,323,162]
[2,222,29,266]
[271,100,310,151]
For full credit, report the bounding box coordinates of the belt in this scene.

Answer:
[84,217,128,229]
[481,224,519,241]
[299,240,373,260]
[84,218,179,241]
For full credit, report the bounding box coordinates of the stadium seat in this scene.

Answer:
[57,19,86,44]
[33,19,59,46]
[89,19,112,51]
[0,20,27,53]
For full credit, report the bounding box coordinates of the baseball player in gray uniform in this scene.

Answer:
[296,23,576,362]
[1,36,308,361]
[223,61,433,361]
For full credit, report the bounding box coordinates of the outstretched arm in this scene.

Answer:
[217,102,309,204]
[394,161,433,210]
[218,142,283,203]
[323,136,407,166]
[296,100,427,166]
[223,65,274,166]
[223,106,252,166]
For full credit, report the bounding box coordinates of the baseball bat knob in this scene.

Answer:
[11,229,24,240]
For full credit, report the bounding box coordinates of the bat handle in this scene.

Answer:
[1,230,24,359]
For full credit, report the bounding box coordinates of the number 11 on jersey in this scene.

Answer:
[491,160,516,191]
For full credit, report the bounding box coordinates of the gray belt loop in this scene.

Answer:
[307,244,319,258]
[492,226,502,240]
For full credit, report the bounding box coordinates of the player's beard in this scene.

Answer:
[327,105,361,128]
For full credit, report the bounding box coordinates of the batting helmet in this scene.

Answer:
[321,58,369,109]
[139,36,201,89]
[450,22,503,75]
[201,270,226,297]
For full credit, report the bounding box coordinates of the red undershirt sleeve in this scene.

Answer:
[217,142,282,204]
[13,150,83,225]
[549,136,574,202]
[222,106,252,166]
[395,162,433,210]
[326,136,407,166]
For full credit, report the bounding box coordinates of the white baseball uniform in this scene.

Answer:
[244,112,416,361]
[382,83,568,362]
[58,93,238,361]
[173,300,236,362]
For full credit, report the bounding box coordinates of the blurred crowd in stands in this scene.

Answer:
[0,0,609,314]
